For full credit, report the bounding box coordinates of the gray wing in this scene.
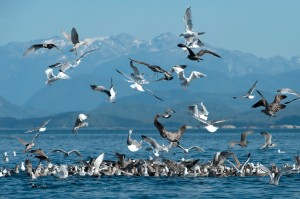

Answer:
[146,89,164,101]
[71,27,80,45]
[23,44,43,56]
[129,60,141,75]
[196,49,221,58]
[247,80,258,95]
[69,150,82,157]
[141,135,160,149]
[51,149,68,155]
[115,69,134,82]
[12,136,28,146]
[76,48,99,62]
[184,7,193,31]
[277,88,300,97]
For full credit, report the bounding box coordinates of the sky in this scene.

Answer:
[1,0,300,59]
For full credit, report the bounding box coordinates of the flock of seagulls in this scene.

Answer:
[2,6,298,187]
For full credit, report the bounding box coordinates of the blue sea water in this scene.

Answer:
[0,128,299,199]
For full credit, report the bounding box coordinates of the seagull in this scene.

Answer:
[179,7,205,48]
[12,132,39,152]
[50,149,82,157]
[48,48,99,73]
[259,163,294,186]
[64,27,88,54]
[127,129,142,152]
[177,43,221,61]
[72,114,89,134]
[154,114,186,143]
[3,152,9,163]
[116,69,163,100]
[225,153,251,177]
[277,88,300,104]
[193,117,236,133]
[45,68,70,85]
[29,149,50,163]
[252,90,287,117]
[129,60,149,84]
[212,151,234,167]
[187,102,209,121]
[233,80,258,100]
[229,130,254,149]
[90,78,117,103]
[260,132,277,149]
[129,58,170,76]
[172,65,206,89]
[24,119,51,133]
[141,135,173,157]
[23,43,63,56]
[177,143,205,153]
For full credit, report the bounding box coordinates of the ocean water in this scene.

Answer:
[0,128,299,199]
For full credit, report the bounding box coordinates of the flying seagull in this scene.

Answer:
[116,69,163,101]
[23,43,63,56]
[177,43,221,62]
[127,129,142,152]
[63,27,88,54]
[154,114,186,143]
[233,80,258,100]
[129,58,170,76]
[12,132,39,152]
[48,48,99,73]
[229,130,254,149]
[45,68,70,85]
[187,102,209,121]
[260,132,277,149]
[277,88,300,104]
[141,135,173,157]
[72,114,89,134]
[177,143,205,153]
[194,117,236,133]
[252,90,287,117]
[172,65,206,89]
[24,119,51,133]
[50,149,82,157]
[90,78,117,103]
[179,7,205,48]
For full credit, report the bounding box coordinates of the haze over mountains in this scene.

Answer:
[1,32,300,128]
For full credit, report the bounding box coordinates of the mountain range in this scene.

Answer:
[1,32,300,129]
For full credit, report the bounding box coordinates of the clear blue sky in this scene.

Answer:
[1,0,300,58]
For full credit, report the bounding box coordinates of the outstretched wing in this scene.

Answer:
[129,58,151,67]
[196,49,221,58]
[177,43,195,57]
[71,27,80,45]
[184,7,193,31]
[146,89,164,101]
